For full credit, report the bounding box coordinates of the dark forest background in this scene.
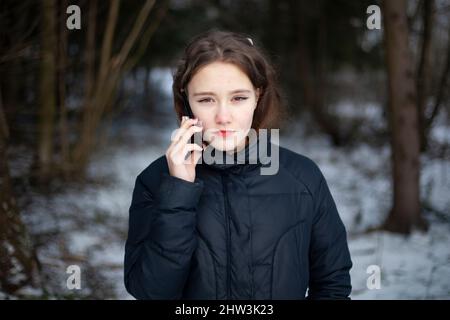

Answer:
[1,0,449,299]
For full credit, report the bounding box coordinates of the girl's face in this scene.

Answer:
[186,61,260,153]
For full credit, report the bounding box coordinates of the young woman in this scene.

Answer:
[124,30,352,300]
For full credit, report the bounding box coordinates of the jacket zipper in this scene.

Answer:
[221,173,231,299]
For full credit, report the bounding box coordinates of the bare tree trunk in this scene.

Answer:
[64,0,98,179]
[83,0,97,113]
[0,88,41,295]
[58,0,70,179]
[72,0,120,172]
[424,27,450,144]
[72,0,159,173]
[38,0,57,183]
[382,0,427,234]
[416,0,434,152]
[292,0,343,146]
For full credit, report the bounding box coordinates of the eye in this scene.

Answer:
[233,96,249,102]
[198,97,214,103]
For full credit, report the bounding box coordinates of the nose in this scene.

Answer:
[215,102,232,126]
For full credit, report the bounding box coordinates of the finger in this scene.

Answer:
[190,148,203,166]
[170,122,187,143]
[167,139,201,165]
[168,117,194,151]
[183,143,203,157]
[182,124,203,145]
[185,146,203,167]
[172,125,203,153]
[181,143,203,165]
[181,117,199,130]
[169,117,199,146]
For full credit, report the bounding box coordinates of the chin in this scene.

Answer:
[211,137,245,152]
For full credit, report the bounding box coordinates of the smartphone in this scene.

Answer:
[182,92,205,148]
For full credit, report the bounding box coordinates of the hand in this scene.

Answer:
[166,116,205,183]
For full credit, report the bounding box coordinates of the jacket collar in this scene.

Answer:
[199,130,273,175]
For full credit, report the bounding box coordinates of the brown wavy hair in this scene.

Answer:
[172,29,286,132]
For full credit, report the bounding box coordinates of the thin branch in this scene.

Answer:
[98,0,120,82]
[123,0,169,72]
[426,28,450,129]
[114,0,156,70]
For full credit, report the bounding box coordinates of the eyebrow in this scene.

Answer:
[192,89,252,97]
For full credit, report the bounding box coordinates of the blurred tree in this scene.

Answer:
[382,0,428,234]
[287,0,376,145]
[57,0,70,179]
[416,0,434,152]
[21,0,168,180]
[37,0,57,183]
[0,89,41,295]
[0,1,39,142]
[417,3,450,152]
[0,0,42,294]
[71,0,167,174]
[292,0,344,145]
[425,27,450,139]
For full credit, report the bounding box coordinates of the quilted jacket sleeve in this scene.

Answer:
[124,171,204,299]
[306,173,353,300]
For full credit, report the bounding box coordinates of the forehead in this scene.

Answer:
[188,61,253,93]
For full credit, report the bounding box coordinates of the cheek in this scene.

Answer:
[198,115,215,130]
[234,106,256,128]
[192,108,213,124]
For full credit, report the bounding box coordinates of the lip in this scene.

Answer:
[216,130,235,138]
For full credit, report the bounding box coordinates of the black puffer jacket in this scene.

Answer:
[124,134,352,300]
